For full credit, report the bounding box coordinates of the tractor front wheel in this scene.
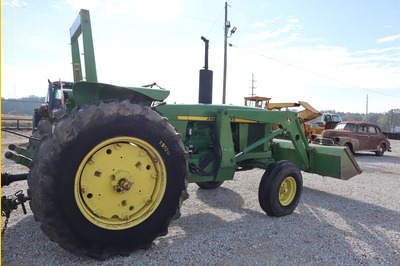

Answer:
[28,100,189,259]
[258,161,303,217]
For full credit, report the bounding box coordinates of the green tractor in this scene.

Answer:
[2,10,361,259]
[32,80,75,130]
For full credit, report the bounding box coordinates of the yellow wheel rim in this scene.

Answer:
[74,137,166,230]
[279,176,297,206]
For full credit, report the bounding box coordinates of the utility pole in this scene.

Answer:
[222,2,236,104]
[222,2,229,104]
[366,94,368,122]
[250,73,256,97]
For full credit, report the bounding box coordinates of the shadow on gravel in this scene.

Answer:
[169,185,400,264]
[2,185,399,265]
[299,187,400,262]
[194,187,262,216]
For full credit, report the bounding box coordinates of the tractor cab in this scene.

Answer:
[33,80,74,130]
[46,80,74,110]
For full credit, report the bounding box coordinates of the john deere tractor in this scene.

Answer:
[2,10,361,259]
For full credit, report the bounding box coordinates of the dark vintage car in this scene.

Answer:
[315,121,392,156]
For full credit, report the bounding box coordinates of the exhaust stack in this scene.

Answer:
[199,36,213,104]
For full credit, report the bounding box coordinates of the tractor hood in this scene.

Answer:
[73,81,170,107]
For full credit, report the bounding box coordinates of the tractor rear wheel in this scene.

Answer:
[28,108,68,152]
[258,161,303,217]
[28,100,189,259]
[28,119,52,152]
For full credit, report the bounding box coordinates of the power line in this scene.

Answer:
[205,8,224,38]
[230,43,400,99]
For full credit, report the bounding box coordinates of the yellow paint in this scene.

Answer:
[177,115,259,123]
[74,137,166,230]
[279,176,297,206]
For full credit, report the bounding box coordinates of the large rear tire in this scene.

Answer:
[28,100,189,259]
[258,161,303,217]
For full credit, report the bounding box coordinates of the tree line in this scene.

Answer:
[2,96,399,132]
[2,96,46,116]
[310,109,400,132]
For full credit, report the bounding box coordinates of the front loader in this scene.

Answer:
[2,9,362,259]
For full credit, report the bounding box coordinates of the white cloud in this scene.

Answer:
[225,42,400,112]
[289,33,302,40]
[279,24,301,33]
[251,22,265,28]
[376,34,400,43]
[287,15,299,23]
[356,47,400,54]
[2,0,31,8]
[239,31,280,43]
[66,0,100,11]
[240,22,302,43]
[99,0,183,21]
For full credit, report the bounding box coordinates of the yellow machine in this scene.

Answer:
[244,96,324,139]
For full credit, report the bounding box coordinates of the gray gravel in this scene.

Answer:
[2,131,399,265]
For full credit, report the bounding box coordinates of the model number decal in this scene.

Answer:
[159,141,171,155]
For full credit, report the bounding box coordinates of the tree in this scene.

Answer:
[378,109,400,132]
[1,96,45,115]
[366,113,380,124]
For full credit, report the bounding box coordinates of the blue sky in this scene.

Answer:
[2,0,400,113]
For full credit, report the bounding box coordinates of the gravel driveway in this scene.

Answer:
[2,131,399,265]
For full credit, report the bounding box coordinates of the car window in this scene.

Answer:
[324,115,332,122]
[368,127,377,134]
[357,125,367,133]
[335,123,356,131]
[332,115,342,122]
[335,123,346,130]
[345,124,356,131]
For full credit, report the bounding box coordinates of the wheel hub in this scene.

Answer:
[279,176,297,206]
[74,137,166,230]
[111,172,133,193]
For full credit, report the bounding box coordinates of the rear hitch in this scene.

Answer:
[2,190,31,236]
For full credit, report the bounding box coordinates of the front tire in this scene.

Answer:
[258,161,303,217]
[345,143,354,154]
[28,100,189,259]
[375,143,385,156]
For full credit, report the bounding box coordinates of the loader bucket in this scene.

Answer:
[308,143,362,180]
[271,139,362,180]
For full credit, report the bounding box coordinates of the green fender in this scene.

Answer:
[72,81,170,107]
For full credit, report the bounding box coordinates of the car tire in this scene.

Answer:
[375,143,385,156]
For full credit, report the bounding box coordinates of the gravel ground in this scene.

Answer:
[2,131,399,265]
